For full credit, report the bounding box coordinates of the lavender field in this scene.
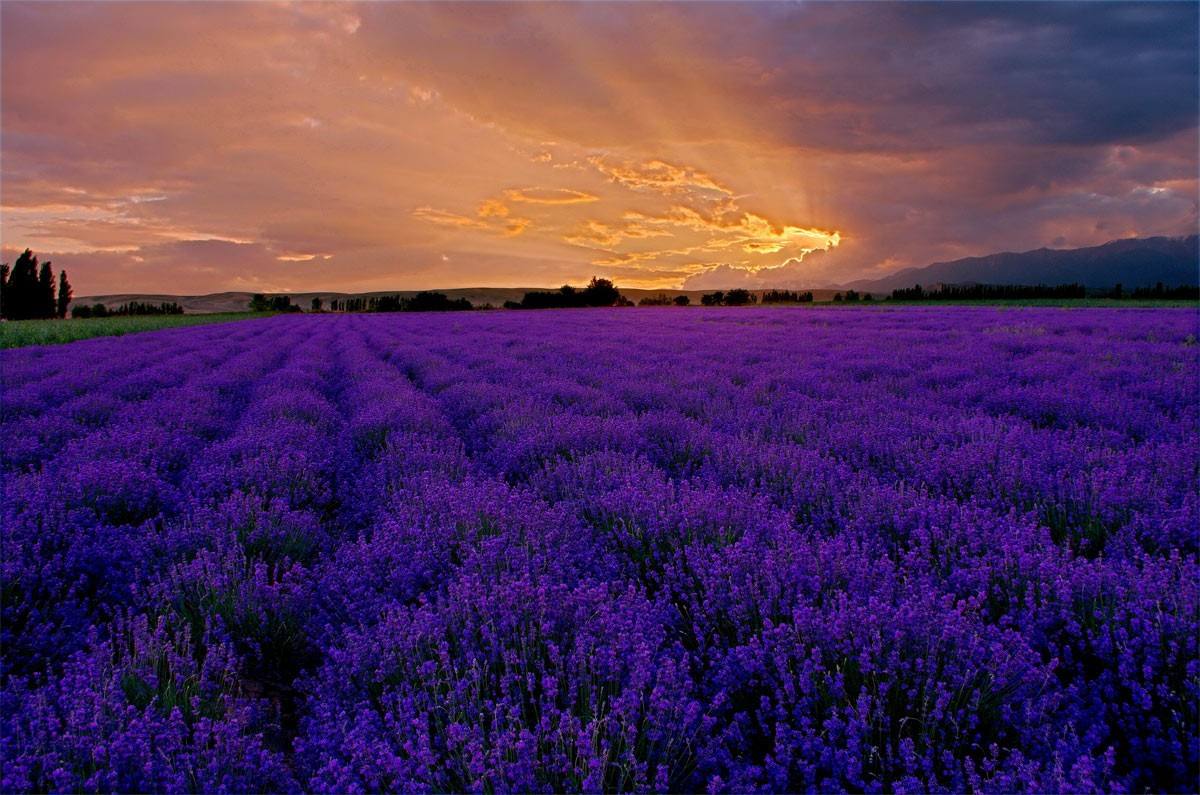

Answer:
[1,307,1197,793]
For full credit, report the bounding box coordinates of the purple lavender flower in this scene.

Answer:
[2,307,1196,792]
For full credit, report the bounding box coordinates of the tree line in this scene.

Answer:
[642,290,815,306]
[700,289,758,306]
[638,294,691,306]
[891,283,1087,301]
[1102,282,1199,300]
[503,278,629,309]
[254,291,475,313]
[72,301,183,318]
[324,292,473,313]
[1,250,72,320]
[249,294,304,313]
[891,281,1200,301]
[763,289,815,304]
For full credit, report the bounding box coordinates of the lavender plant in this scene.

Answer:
[2,307,1196,792]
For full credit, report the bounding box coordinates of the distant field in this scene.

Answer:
[0,312,272,349]
[6,301,1196,350]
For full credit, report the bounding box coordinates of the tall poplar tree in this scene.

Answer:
[57,271,73,318]
[38,261,56,318]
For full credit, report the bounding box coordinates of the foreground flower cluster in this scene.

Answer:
[2,308,1197,793]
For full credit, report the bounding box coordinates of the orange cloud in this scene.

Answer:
[615,206,839,258]
[587,157,733,198]
[413,206,531,238]
[477,199,510,218]
[502,187,598,205]
[562,218,674,250]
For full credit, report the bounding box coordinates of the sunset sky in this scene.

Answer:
[2,1,1197,295]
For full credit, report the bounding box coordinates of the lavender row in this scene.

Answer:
[2,307,1197,792]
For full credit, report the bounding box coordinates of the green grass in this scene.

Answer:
[0,312,275,349]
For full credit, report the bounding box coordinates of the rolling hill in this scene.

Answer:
[845,235,1199,293]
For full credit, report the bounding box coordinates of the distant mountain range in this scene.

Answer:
[844,235,1199,292]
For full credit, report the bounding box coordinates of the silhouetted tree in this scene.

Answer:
[700,291,725,306]
[0,263,8,318]
[582,277,621,306]
[247,294,299,312]
[762,289,814,304]
[889,282,1089,301]
[3,250,52,320]
[38,262,56,318]
[56,271,72,318]
[673,294,690,306]
[510,277,626,309]
[76,301,182,317]
[318,292,474,313]
[406,291,473,311]
[1127,282,1198,299]
[891,284,925,300]
[73,303,110,318]
[311,296,323,312]
[14,251,40,318]
[724,288,756,306]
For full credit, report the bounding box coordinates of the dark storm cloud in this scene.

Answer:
[724,2,1199,151]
